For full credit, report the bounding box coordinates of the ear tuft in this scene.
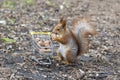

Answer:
[60,17,66,27]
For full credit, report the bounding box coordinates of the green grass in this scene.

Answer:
[2,0,15,9]
[8,18,15,25]
[2,0,36,9]
[25,0,35,5]
[1,38,16,43]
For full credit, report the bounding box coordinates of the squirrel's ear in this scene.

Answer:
[60,17,66,27]
[60,17,64,23]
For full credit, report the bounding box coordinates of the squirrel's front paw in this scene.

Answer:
[62,60,69,65]
[51,33,58,40]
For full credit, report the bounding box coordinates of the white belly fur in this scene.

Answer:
[58,38,78,60]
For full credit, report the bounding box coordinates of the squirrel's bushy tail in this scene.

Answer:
[72,18,97,55]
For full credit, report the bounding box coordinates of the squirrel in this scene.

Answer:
[51,17,97,64]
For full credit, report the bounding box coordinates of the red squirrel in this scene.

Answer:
[51,17,97,64]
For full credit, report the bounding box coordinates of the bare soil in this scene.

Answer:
[0,0,120,80]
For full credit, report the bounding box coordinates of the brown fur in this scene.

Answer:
[72,17,97,55]
[51,17,97,64]
[69,29,80,56]
[72,17,96,31]
[66,50,77,63]
[52,18,67,44]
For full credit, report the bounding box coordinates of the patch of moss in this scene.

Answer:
[2,0,15,9]
[25,0,35,5]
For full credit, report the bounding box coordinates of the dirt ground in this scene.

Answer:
[0,0,120,80]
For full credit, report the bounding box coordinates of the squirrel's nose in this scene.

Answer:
[52,32,57,35]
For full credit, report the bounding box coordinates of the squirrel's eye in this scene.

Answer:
[57,29,60,31]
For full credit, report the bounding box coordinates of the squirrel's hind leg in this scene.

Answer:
[65,50,77,64]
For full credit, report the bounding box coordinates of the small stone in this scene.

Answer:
[42,75,47,78]
[0,20,6,25]
[60,5,64,10]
